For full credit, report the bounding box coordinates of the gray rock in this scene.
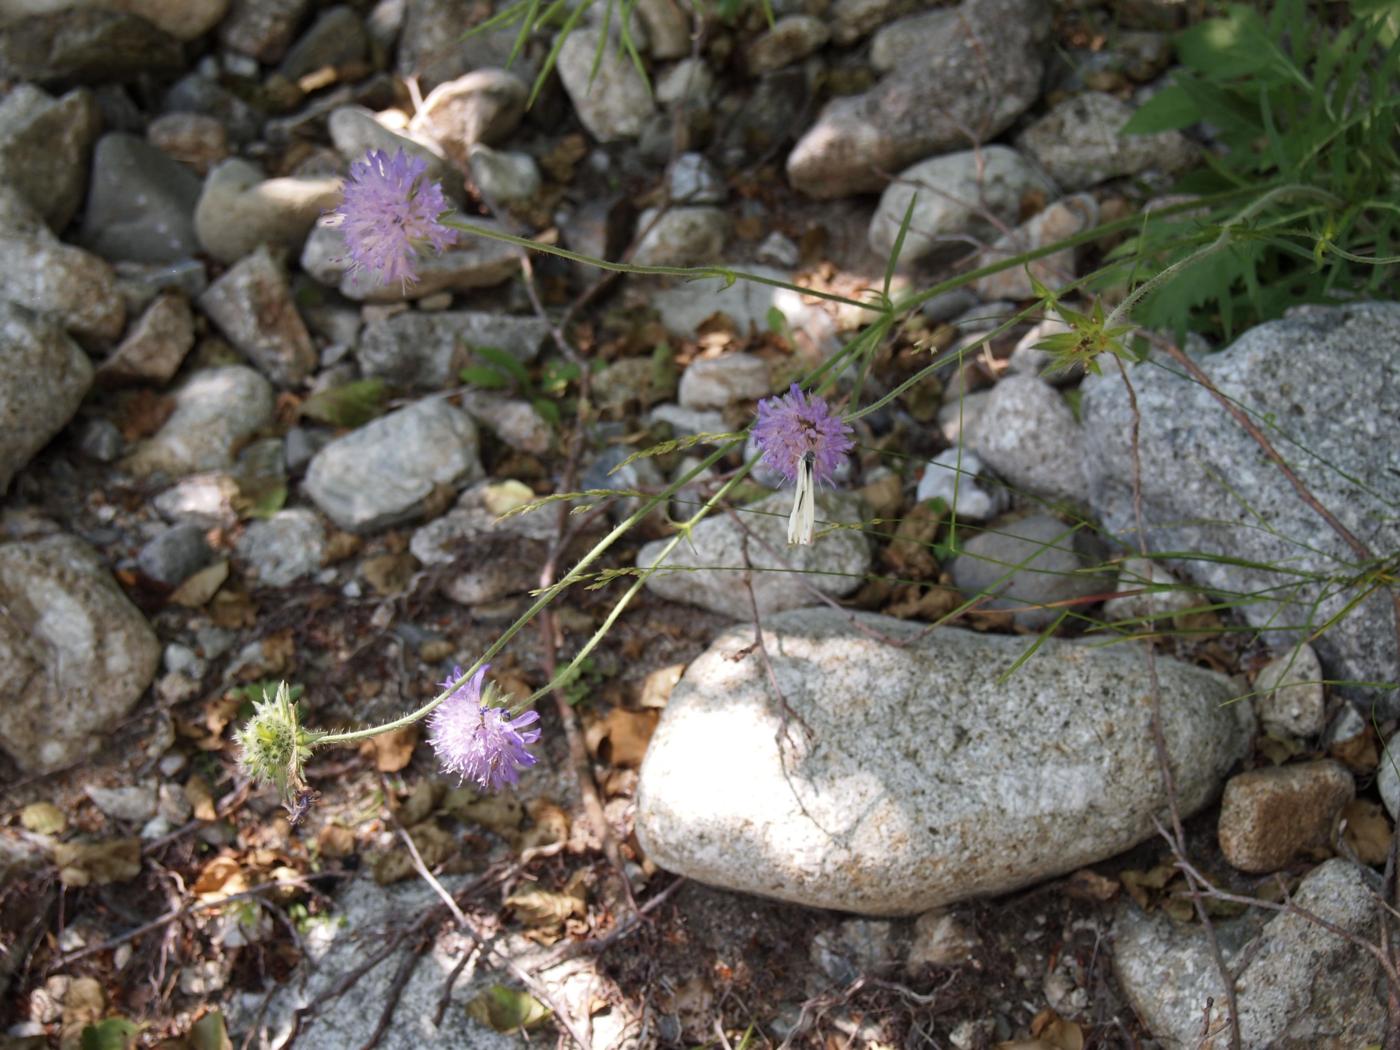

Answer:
[1253,644,1326,738]
[966,376,1087,503]
[114,259,209,316]
[745,14,829,74]
[972,194,1098,300]
[868,6,953,73]
[358,310,547,389]
[410,69,528,167]
[647,402,728,439]
[152,472,241,526]
[163,74,265,146]
[636,607,1251,914]
[721,66,810,166]
[937,389,990,444]
[137,523,213,586]
[97,291,194,386]
[327,106,461,200]
[669,152,726,205]
[916,448,1006,522]
[650,266,837,355]
[123,366,275,478]
[199,246,316,385]
[637,491,870,618]
[0,533,160,773]
[113,0,231,40]
[396,0,532,90]
[869,146,1057,267]
[634,206,729,266]
[948,512,1108,629]
[303,399,484,532]
[219,0,313,62]
[811,920,905,984]
[85,782,159,824]
[0,185,123,343]
[635,0,689,58]
[300,219,521,302]
[194,158,341,265]
[1217,761,1352,874]
[0,9,182,83]
[579,443,666,524]
[655,57,714,106]
[557,27,655,142]
[1114,859,1385,1048]
[1081,302,1400,711]
[147,112,231,176]
[278,5,369,80]
[410,481,555,603]
[0,302,93,493]
[0,85,99,230]
[457,392,552,455]
[787,0,1050,198]
[78,418,124,463]
[1379,732,1400,821]
[1017,91,1197,191]
[756,231,800,268]
[467,143,541,203]
[678,353,770,409]
[236,508,326,586]
[831,0,915,44]
[79,133,203,265]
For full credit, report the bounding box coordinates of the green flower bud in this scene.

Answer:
[234,681,321,802]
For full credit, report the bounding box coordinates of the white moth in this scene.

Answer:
[787,451,817,546]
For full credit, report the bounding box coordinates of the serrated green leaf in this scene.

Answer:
[80,1019,142,1050]
[466,985,552,1033]
[299,379,390,428]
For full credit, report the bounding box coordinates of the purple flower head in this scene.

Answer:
[329,148,457,290]
[752,383,854,485]
[428,665,541,793]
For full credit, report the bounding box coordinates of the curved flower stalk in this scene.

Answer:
[427,665,541,792]
[329,148,457,289]
[753,383,855,545]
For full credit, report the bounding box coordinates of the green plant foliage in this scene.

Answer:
[299,379,390,428]
[1107,0,1400,339]
[80,1019,142,1050]
[466,984,553,1032]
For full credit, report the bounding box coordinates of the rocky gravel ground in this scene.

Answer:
[1,0,1397,1048]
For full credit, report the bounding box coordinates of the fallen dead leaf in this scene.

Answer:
[362,725,418,772]
[1342,798,1392,866]
[1062,868,1119,902]
[520,799,570,852]
[361,551,419,595]
[637,664,684,708]
[169,560,229,608]
[1331,726,1380,773]
[1119,862,1176,910]
[20,802,66,836]
[194,855,248,901]
[185,774,218,821]
[316,824,356,858]
[585,707,659,768]
[53,839,141,887]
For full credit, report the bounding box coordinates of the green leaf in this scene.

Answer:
[1177,5,1272,78]
[471,345,532,387]
[466,985,553,1033]
[459,365,511,389]
[531,396,562,427]
[189,1012,233,1050]
[299,379,390,428]
[765,305,788,334]
[80,1019,142,1050]
[1120,83,1201,135]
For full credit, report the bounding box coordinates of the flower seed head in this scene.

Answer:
[234,681,319,803]
[329,148,457,290]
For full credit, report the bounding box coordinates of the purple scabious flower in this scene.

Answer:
[329,148,457,290]
[753,383,854,545]
[428,665,541,793]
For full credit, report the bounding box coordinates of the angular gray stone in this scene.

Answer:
[637,491,870,618]
[219,0,313,62]
[966,375,1088,503]
[635,0,688,58]
[456,392,552,455]
[972,193,1099,300]
[831,0,915,44]
[79,132,203,265]
[303,399,484,531]
[655,57,714,106]
[0,302,93,493]
[916,448,1006,522]
[649,266,837,356]
[0,84,99,231]
[327,105,461,201]
[636,607,1251,914]
[410,69,528,168]
[1253,643,1325,738]
[786,0,1050,198]
[278,4,369,80]
[949,513,1108,629]
[236,508,326,586]
[357,310,547,389]
[633,206,729,267]
[410,481,556,603]
[869,146,1056,267]
[194,158,341,265]
[0,533,160,773]
[147,112,230,176]
[300,219,521,302]
[0,9,182,83]
[137,522,213,586]
[1379,732,1400,821]
[557,27,655,143]
[1017,91,1197,191]
[1114,859,1385,1048]
[396,0,532,90]
[678,353,771,409]
[0,185,124,342]
[97,291,194,386]
[467,144,540,203]
[199,246,316,385]
[163,74,265,146]
[123,366,275,478]
[1101,557,1205,626]
[1081,302,1400,711]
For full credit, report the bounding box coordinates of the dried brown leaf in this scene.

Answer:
[1343,798,1392,866]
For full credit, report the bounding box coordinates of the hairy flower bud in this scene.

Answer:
[234,681,320,803]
